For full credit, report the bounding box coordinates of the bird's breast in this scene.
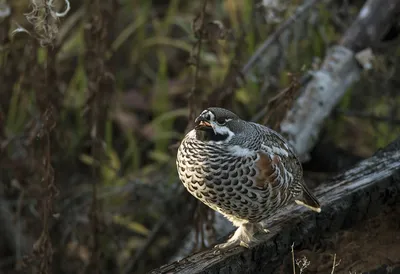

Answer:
[176,138,286,223]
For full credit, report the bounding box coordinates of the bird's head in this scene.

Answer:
[194,107,248,143]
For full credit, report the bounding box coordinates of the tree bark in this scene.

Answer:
[150,137,400,274]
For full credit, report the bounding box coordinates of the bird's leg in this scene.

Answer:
[214,223,263,250]
[214,225,245,250]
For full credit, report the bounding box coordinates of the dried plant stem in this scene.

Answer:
[186,0,208,131]
[331,253,341,274]
[331,254,337,274]
[291,243,296,274]
[83,0,117,272]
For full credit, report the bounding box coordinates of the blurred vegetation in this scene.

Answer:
[0,0,399,273]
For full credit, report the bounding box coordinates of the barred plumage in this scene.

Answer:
[176,107,321,249]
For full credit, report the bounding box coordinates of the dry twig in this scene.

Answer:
[291,243,295,274]
[261,73,301,131]
[331,254,341,274]
[186,0,209,132]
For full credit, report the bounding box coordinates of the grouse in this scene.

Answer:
[176,107,321,249]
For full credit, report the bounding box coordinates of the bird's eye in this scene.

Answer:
[216,118,226,125]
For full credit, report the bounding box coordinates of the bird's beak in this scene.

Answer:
[195,116,212,130]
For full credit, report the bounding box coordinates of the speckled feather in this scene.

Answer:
[177,120,304,226]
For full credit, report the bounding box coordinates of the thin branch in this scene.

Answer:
[241,0,319,76]
[251,73,312,124]
[261,73,301,131]
[331,254,339,274]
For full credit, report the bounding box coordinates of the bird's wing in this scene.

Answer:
[254,123,302,171]
[254,123,298,157]
[251,124,303,198]
[253,124,321,212]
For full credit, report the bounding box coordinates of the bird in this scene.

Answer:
[176,107,321,250]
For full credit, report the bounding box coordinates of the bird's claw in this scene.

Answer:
[214,239,250,251]
[213,248,222,255]
[214,240,239,250]
[239,240,250,248]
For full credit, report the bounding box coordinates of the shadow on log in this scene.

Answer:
[150,136,400,274]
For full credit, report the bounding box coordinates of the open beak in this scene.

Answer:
[195,117,212,130]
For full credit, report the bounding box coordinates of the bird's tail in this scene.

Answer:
[295,183,321,213]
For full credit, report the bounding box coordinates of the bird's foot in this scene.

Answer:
[213,239,251,254]
[214,239,240,251]
[213,223,259,253]
[213,231,243,252]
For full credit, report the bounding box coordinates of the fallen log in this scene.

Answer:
[150,136,400,274]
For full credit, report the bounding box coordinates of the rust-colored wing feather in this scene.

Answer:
[254,152,282,189]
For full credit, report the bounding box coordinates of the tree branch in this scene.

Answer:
[280,0,400,160]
